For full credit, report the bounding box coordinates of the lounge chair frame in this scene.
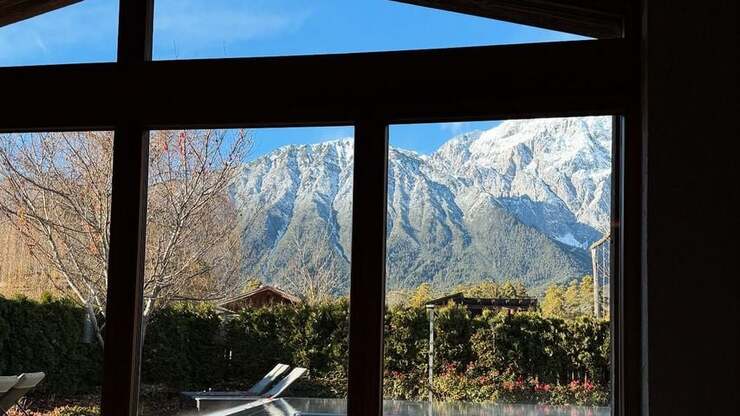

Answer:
[0,373,45,416]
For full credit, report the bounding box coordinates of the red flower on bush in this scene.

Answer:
[534,382,551,392]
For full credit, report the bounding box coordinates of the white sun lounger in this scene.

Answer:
[0,375,22,414]
[181,363,289,404]
[245,363,290,396]
[191,367,308,411]
[263,398,299,416]
[0,372,45,416]
[0,376,20,397]
[201,398,277,416]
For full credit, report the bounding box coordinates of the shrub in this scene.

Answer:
[140,302,224,390]
[0,295,610,405]
[431,364,498,402]
[0,295,102,395]
[51,406,100,416]
[545,380,609,406]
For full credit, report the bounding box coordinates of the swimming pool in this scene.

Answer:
[186,397,610,416]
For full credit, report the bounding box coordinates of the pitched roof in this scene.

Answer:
[218,285,301,309]
[426,292,538,308]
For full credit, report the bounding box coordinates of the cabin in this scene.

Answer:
[217,285,300,314]
[425,292,538,316]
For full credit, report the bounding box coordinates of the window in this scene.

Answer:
[384,117,614,411]
[152,0,583,60]
[0,2,637,416]
[0,131,114,413]
[138,127,354,414]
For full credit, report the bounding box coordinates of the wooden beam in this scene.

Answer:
[99,1,154,416]
[0,0,80,27]
[0,39,633,132]
[347,118,388,416]
[393,0,624,38]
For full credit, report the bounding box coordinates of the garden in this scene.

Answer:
[0,294,609,415]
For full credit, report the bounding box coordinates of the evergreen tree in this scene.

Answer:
[458,281,499,298]
[498,281,517,298]
[563,281,580,318]
[578,275,595,317]
[408,282,433,308]
[513,281,528,298]
[541,284,566,318]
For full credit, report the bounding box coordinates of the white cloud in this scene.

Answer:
[32,32,48,54]
[439,122,469,134]
[0,0,311,65]
[153,1,312,58]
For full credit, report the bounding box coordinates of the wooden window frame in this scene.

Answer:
[0,1,643,416]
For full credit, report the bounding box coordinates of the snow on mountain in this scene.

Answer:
[231,117,611,293]
[429,116,612,248]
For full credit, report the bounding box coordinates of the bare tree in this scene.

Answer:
[0,218,56,298]
[0,129,251,346]
[282,226,345,304]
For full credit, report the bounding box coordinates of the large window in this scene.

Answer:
[138,127,354,415]
[0,131,114,414]
[0,1,636,416]
[384,117,613,411]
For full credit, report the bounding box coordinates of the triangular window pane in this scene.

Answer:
[153,0,584,60]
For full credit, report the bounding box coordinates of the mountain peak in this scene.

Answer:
[232,117,611,293]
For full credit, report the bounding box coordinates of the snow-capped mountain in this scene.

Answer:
[231,117,611,293]
[429,116,612,249]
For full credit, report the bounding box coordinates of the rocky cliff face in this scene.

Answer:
[231,116,611,293]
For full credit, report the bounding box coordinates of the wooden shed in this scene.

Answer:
[425,292,538,316]
[217,285,300,314]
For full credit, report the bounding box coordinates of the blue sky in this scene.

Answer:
[248,121,501,160]
[0,0,580,158]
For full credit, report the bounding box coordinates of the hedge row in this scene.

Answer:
[1,296,609,404]
[0,295,102,394]
[140,300,350,394]
[383,305,610,403]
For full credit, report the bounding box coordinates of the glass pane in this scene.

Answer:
[0,0,118,67]
[138,126,354,415]
[0,131,114,414]
[153,0,584,60]
[384,117,613,414]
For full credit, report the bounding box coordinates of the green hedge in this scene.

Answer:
[381,305,610,403]
[1,296,609,404]
[0,295,102,394]
[140,300,349,395]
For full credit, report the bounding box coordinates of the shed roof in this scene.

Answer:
[425,292,538,308]
[218,285,300,310]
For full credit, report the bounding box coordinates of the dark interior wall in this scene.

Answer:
[643,0,736,414]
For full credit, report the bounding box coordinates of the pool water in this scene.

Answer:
[187,397,610,416]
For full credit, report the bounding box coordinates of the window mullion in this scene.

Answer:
[100,2,154,416]
[347,118,389,416]
[100,126,149,416]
